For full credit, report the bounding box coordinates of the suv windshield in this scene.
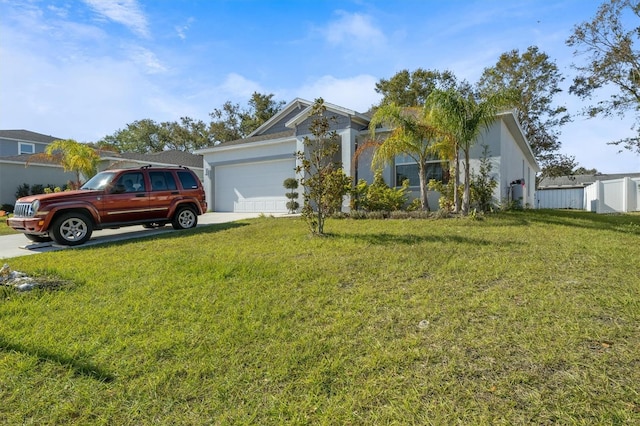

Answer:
[81,172,116,190]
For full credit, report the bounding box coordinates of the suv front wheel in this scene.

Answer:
[51,212,94,246]
[172,206,198,230]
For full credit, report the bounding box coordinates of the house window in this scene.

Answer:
[395,155,447,187]
[19,142,35,155]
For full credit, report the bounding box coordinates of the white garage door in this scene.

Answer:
[214,158,296,212]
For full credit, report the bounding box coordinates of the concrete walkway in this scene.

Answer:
[0,212,264,260]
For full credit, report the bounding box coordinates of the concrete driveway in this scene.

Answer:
[0,212,264,260]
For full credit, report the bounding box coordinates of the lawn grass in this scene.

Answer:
[1,210,639,424]
[0,217,18,236]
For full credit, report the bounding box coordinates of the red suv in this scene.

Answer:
[7,166,207,246]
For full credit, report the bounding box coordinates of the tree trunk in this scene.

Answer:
[453,142,460,213]
[462,147,471,215]
[419,162,431,212]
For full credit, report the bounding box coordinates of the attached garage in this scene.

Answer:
[214,158,296,213]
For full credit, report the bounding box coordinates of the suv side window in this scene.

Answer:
[150,171,177,191]
[177,171,198,189]
[115,172,145,192]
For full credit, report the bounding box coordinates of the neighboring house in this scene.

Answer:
[196,98,539,213]
[98,150,204,181]
[0,130,76,207]
[537,173,640,212]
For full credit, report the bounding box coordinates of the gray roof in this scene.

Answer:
[538,173,640,189]
[0,154,61,165]
[0,129,62,143]
[101,150,203,169]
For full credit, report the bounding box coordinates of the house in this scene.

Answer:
[0,130,76,207]
[196,98,539,213]
[537,173,640,212]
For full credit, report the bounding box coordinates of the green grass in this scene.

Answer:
[0,217,18,235]
[1,210,639,424]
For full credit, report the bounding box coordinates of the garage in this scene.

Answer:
[214,158,296,212]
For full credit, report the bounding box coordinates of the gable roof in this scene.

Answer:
[0,130,62,144]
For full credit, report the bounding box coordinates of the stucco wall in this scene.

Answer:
[0,161,76,206]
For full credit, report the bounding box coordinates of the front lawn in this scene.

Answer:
[0,217,18,236]
[1,210,639,424]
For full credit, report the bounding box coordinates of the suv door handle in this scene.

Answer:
[135,194,146,198]
[171,191,179,195]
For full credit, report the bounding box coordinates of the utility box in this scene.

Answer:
[510,179,525,207]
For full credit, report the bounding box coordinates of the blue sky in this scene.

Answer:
[1,0,639,173]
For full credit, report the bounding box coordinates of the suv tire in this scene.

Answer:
[172,206,197,230]
[51,212,93,246]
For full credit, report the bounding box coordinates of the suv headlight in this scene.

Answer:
[31,200,40,216]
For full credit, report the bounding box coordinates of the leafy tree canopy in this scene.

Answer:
[478,46,571,171]
[567,0,640,153]
[375,68,459,107]
[99,92,284,153]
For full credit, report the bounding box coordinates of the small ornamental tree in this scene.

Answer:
[283,177,299,214]
[295,98,350,235]
[470,145,498,212]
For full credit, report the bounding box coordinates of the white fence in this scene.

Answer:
[535,188,584,209]
[584,177,640,213]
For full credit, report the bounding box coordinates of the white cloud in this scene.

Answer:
[128,45,167,74]
[323,11,386,49]
[219,73,264,99]
[82,0,150,38]
[175,17,195,40]
[296,74,381,113]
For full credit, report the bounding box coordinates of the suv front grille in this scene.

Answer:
[14,202,35,218]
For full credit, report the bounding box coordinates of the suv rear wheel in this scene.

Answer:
[172,206,197,230]
[51,212,93,246]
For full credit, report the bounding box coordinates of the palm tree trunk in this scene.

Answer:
[453,142,460,213]
[462,147,471,215]
[419,162,431,212]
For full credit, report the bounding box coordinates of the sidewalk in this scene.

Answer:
[1,212,264,260]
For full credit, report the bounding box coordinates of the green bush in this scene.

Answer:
[351,170,409,212]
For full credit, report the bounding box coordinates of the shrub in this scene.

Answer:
[283,178,300,214]
[351,170,409,212]
[15,183,30,199]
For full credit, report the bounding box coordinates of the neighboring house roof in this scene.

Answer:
[538,173,640,189]
[0,154,61,166]
[100,150,203,169]
[0,129,62,144]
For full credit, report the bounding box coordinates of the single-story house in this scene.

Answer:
[196,98,539,213]
[536,173,640,212]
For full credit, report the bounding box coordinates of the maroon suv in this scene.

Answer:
[7,166,207,246]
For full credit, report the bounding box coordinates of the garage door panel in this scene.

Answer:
[215,159,295,212]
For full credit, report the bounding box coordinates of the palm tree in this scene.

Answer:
[427,88,516,215]
[27,139,100,188]
[363,103,451,211]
